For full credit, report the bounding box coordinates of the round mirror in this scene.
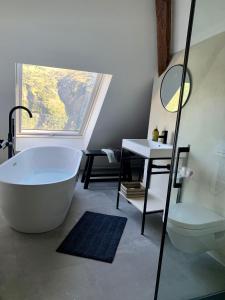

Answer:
[160,64,191,113]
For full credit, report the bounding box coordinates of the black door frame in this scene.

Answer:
[153,1,197,299]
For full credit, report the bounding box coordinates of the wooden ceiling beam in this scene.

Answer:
[155,0,171,76]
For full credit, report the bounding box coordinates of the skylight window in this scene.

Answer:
[16,64,103,136]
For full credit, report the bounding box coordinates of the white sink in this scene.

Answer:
[122,139,173,158]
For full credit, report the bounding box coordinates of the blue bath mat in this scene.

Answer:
[56,211,127,263]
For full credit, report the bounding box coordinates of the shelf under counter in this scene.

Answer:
[116,147,171,234]
[119,191,165,214]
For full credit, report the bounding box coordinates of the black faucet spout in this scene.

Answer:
[9,106,32,130]
[158,130,168,144]
[8,106,33,158]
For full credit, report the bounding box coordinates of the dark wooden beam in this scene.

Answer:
[155,0,171,76]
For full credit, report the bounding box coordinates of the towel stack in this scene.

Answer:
[121,182,145,199]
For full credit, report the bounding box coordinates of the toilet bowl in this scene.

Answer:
[167,203,225,254]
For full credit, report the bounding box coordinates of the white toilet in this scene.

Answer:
[167,203,225,254]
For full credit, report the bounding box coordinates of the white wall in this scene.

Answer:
[147,1,225,263]
[148,1,225,207]
[147,0,225,196]
[171,0,225,53]
[171,0,191,53]
[147,0,192,142]
[191,0,225,47]
[147,52,184,144]
[148,0,225,136]
[0,0,157,163]
[175,32,225,262]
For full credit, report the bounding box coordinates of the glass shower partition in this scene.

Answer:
[155,0,225,299]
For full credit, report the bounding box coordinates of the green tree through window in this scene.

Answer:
[18,64,101,135]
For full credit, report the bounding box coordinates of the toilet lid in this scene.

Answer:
[168,203,225,230]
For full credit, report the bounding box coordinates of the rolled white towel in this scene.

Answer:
[101,148,117,163]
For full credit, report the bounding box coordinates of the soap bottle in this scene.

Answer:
[152,127,159,142]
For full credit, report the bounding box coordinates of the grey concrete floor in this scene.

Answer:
[157,236,225,300]
[0,181,162,300]
[1,180,225,300]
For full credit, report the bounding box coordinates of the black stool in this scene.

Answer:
[81,150,132,189]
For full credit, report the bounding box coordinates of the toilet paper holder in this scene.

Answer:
[173,146,190,188]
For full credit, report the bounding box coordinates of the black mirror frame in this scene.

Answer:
[160,64,192,113]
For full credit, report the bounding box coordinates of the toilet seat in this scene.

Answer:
[168,203,225,236]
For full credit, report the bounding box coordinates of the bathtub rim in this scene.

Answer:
[0,145,82,186]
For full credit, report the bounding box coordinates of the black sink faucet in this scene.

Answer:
[158,130,168,144]
[8,106,33,159]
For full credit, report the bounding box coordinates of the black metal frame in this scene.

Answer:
[0,139,4,149]
[116,148,171,235]
[82,157,120,188]
[154,1,196,299]
[82,155,95,189]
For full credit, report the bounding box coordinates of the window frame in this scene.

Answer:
[16,63,104,138]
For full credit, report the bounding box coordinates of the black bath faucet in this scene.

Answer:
[158,130,168,144]
[8,106,33,159]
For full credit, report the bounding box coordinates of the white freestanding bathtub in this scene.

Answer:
[0,146,82,233]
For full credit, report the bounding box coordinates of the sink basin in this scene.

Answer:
[122,139,173,158]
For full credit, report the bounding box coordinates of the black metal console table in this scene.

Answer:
[116,148,171,235]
